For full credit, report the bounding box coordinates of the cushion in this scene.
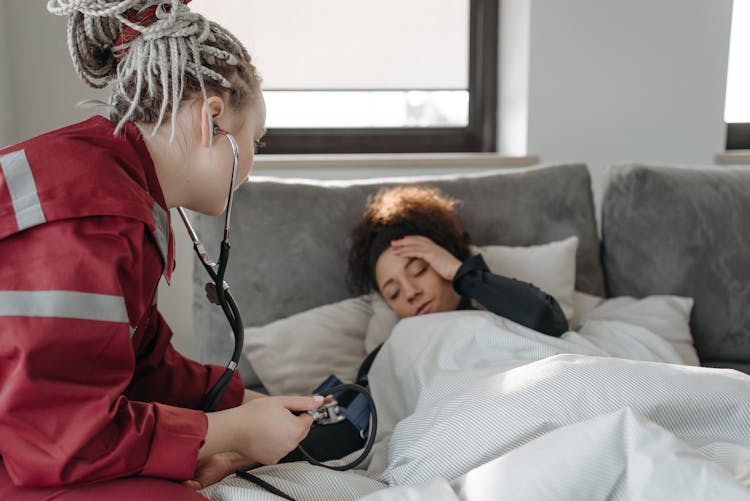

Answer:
[364,293,399,354]
[243,296,371,395]
[601,163,750,372]
[577,294,699,366]
[475,236,578,321]
[192,163,604,372]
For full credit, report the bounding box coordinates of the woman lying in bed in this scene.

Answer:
[286,184,570,462]
[349,184,571,384]
[350,184,568,334]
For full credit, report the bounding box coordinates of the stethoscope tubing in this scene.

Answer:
[177,126,243,413]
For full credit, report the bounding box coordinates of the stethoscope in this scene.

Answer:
[176,127,377,499]
[177,125,243,413]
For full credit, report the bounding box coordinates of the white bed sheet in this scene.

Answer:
[202,296,750,500]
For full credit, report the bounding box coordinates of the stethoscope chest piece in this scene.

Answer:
[308,399,346,425]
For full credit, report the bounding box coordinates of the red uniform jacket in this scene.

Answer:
[0,116,244,487]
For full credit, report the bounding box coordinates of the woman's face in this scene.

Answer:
[375,247,461,318]
[217,91,266,189]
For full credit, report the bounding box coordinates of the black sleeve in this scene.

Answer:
[452,254,569,337]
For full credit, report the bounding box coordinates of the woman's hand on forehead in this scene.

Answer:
[390,235,462,281]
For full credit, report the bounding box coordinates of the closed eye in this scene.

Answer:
[407,257,427,277]
[388,289,400,301]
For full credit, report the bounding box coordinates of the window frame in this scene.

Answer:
[260,0,499,154]
[726,123,750,150]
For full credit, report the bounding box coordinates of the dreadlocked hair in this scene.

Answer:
[47,0,261,138]
[347,185,472,294]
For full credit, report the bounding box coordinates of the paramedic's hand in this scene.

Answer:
[199,395,320,469]
[391,235,462,280]
[185,451,251,490]
[239,395,318,464]
[242,388,267,403]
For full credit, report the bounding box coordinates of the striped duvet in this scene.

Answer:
[204,297,750,500]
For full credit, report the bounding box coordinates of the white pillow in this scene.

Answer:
[364,236,579,352]
[242,296,371,395]
[576,295,699,366]
[475,235,578,321]
[364,293,399,354]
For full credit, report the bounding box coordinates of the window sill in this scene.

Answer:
[253,153,539,169]
[715,151,750,165]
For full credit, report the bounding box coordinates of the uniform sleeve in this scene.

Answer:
[125,307,244,411]
[452,254,569,337]
[0,218,207,487]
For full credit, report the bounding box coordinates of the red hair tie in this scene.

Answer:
[112,0,192,61]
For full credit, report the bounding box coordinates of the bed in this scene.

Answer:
[191,163,750,500]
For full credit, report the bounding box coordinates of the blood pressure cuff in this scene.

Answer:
[279,374,372,463]
[312,374,372,439]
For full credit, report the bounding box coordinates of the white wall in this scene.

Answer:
[526,0,733,207]
[3,1,108,142]
[0,1,734,358]
[0,1,15,146]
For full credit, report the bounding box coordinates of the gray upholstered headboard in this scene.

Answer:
[192,163,603,367]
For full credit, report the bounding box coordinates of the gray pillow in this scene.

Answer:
[601,163,750,371]
[193,163,603,368]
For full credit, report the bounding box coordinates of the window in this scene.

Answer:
[725,0,750,149]
[191,0,498,154]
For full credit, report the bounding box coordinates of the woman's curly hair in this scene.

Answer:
[347,184,472,294]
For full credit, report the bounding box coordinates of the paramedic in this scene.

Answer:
[0,1,320,498]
